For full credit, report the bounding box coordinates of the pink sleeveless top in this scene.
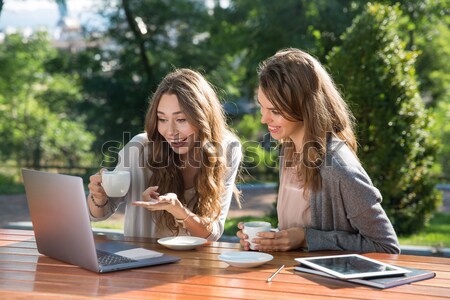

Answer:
[277,166,311,230]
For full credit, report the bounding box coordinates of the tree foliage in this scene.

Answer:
[0,32,94,168]
[1,1,448,234]
[328,3,441,235]
[213,0,363,96]
[431,99,450,179]
[66,0,229,160]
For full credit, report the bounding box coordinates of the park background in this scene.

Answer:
[0,0,449,254]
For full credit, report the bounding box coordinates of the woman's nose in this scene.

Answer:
[167,121,177,135]
[260,112,269,124]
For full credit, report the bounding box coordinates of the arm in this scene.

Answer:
[240,142,399,253]
[133,138,242,241]
[305,204,400,253]
[87,174,125,221]
[180,138,242,240]
[134,190,214,239]
[205,139,242,241]
[87,135,144,221]
[306,165,400,254]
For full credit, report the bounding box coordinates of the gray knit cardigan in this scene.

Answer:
[284,138,400,254]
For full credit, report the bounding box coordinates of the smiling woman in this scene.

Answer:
[156,93,199,158]
[86,68,242,242]
[236,48,400,254]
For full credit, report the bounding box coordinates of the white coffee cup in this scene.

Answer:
[101,170,130,197]
[243,221,273,250]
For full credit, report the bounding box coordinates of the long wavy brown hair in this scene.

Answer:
[144,68,238,235]
[257,48,357,193]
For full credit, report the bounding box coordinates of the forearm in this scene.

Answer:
[87,193,120,221]
[305,227,400,253]
[313,204,400,253]
[87,194,109,218]
[172,206,213,239]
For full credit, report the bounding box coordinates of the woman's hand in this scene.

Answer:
[88,168,107,204]
[236,222,251,250]
[132,188,188,219]
[237,223,306,252]
[140,186,160,202]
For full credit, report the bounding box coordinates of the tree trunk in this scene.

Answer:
[121,0,152,81]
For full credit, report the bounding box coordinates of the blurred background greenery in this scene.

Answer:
[0,0,449,240]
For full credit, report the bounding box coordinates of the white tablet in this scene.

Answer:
[295,254,410,280]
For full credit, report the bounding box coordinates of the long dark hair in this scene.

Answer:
[144,68,235,234]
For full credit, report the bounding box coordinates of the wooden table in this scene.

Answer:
[1,229,449,299]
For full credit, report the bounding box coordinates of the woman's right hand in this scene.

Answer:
[88,169,107,203]
[236,222,250,251]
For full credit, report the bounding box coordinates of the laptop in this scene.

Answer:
[21,168,180,273]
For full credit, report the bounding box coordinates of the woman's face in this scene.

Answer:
[157,93,199,157]
[258,87,304,147]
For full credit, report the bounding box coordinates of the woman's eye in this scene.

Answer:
[271,110,280,115]
[177,119,186,123]
[158,118,167,122]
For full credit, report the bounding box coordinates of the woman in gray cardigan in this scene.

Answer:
[236,48,400,253]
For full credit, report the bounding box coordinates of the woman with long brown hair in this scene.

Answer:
[237,48,400,253]
[88,69,241,241]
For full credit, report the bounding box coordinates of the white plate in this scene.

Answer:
[157,236,207,250]
[218,251,274,268]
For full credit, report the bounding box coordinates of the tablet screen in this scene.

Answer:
[295,254,410,279]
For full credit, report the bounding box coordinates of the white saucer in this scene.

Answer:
[157,236,207,250]
[218,251,274,268]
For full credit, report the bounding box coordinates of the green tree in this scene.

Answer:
[328,3,441,235]
[233,114,278,181]
[416,20,450,181]
[67,0,224,160]
[212,0,375,98]
[379,0,450,108]
[214,0,331,95]
[431,99,450,180]
[0,32,94,169]
[415,17,450,107]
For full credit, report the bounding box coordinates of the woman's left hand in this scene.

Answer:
[251,227,307,252]
[132,189,187,219]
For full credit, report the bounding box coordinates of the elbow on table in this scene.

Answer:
[204,222,223,242]
[375,241,401,254]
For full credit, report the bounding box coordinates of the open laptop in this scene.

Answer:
[21,168,180,273]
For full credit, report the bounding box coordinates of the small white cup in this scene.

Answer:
[101,170,130,197]
[243,221,272,250]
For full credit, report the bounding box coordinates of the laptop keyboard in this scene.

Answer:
[96,250,137,266]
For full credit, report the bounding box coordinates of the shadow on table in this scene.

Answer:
[291,269,364,290]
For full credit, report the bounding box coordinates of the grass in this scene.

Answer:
[398,212,450,247]
[0,173,25,194]
[223,216,277,236]
[92,219,124,230]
